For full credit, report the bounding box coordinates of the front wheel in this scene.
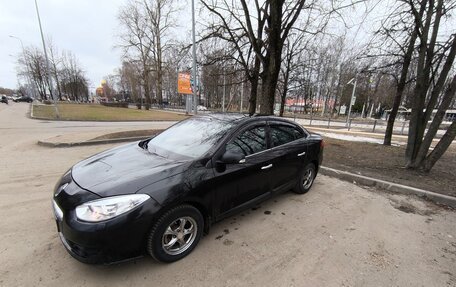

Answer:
[147,205,203,263]
[293,163,316,194]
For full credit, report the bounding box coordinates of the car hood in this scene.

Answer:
[71,142,190,198]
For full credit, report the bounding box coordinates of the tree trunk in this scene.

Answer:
[332,70,343,118]
[259,0,283,115]
[422,33,456,126]
[422,120,456,172]
[409,0,444,167]
[279,72,290,117]
[405,0,435,166]
[259,65,280,115]
[143,70,151,105]
[156,32,163,106]
[248,56,261,116]
[384,29,418,145]
[279,54,292,117]
[414,74,456,168]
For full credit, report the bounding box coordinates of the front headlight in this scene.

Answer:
[75,194,150,222]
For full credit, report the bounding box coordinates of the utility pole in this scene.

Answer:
[346,78,357,127]
[35,0,59,118]
[240,80,244,113]
[222,71,226,113]
[191,0,197,115]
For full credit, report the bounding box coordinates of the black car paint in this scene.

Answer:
[53,115,323,264]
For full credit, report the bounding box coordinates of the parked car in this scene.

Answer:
[1,96,8,104]
[52,114,324,264]
[197,105,208,111]
[13,96,33,103]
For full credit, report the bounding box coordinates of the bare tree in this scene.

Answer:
[118,1,154,108]
[200,0,269,115]
[403,0,456,170]
[60,51,89,101]
[18,46,48,100]
[144,0,178,106]
[47,38,63,100]
[117,0,178,108]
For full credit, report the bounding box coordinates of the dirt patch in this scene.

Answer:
[368,252,392,269]
[323,137,456,197]
[389,199,436,216]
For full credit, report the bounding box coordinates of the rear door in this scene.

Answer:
[267,122,309,192]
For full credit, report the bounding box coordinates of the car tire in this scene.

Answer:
[293,163,316,194]
[147,205,204,263]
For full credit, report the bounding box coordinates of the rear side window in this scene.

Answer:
[226,126,267,156]
[270,124,303,147]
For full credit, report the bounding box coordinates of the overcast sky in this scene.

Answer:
[3,1,451,92]
[0,0,127,90]
[0,0,387,91]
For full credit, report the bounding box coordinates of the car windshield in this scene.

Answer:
[147,117,235,159]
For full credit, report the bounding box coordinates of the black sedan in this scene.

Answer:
[13,96,33,103]
[53,114,323,264]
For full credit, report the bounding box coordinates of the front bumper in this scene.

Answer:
[54,198,161,264]
[52,175,162,264]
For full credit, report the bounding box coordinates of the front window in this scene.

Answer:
[147,117,235,159]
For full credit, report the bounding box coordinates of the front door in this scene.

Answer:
[213,123,274,217]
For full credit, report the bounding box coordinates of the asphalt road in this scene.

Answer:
[1,103,456,287]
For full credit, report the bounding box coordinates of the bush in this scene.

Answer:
[43,100,53,105]
[136,103,142,109]
[145,103,150,110]
[100,102,129,108]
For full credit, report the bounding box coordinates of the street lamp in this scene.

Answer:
[34,0,60,118]
[345,77,357,127]
[191,0,198,115]
[9,35,36,99]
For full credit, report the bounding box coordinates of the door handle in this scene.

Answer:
[261,164,273,170]
[297,151,306,157]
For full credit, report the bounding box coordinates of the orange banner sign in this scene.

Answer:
[178,73,192,95]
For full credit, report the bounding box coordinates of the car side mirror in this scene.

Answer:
[220,150,245,164]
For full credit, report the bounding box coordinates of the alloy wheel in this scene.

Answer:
[302,168,314,190]
[161,216,197,255]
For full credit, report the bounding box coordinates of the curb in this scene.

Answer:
[319,166,456,208]
[37,136,148,148]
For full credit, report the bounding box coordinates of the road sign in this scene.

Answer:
[178,73,192,95]
[350,96,356,106]
[340,105,347,115]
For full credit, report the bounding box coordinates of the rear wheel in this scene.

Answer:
[147,205,203,263]
[293,163,316,194]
